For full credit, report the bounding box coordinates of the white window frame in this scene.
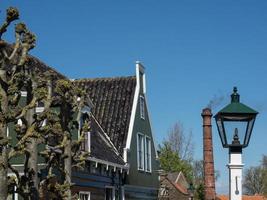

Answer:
[35,107,46,127]
[145,136,152,173]
[137,133,145,171]
[35,106,44,113]
[105,186,115,200]
[140,95,145,120]
[17,119,23,126]
[8,173,23,200]
[87,131,91,152]
[78,191,90,200]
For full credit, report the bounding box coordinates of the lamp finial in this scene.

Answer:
[231,87,240,103]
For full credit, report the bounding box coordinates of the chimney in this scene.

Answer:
[201,108,216,200]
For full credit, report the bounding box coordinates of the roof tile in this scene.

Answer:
[74,76,136,155]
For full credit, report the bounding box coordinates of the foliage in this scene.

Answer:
[195,183,205,200]
[243,155,267,196]
[191,159,220,200]
[243,166,265,195]
[158,121,222,200]
[158,142,193,181]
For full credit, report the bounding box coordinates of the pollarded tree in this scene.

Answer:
[0,6,47,200]
[0,7,89,200]
[38,79,90,200]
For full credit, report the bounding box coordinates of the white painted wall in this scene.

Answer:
[227,152,244,200]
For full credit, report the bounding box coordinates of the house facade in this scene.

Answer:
[7,56,159,199]
[75,61,160,199]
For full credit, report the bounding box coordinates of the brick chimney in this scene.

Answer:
[201,108,216,200]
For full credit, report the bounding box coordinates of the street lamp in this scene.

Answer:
[214,87,258,200]
[187,183,195,200]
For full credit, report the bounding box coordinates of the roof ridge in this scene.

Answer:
[74,75,136,82]
[166,177,188,195]
[3,42,66,79]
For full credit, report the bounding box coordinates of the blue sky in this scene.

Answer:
[1,0,267,194]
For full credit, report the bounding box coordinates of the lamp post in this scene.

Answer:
[187,183,195,200]
[214,87,258,200]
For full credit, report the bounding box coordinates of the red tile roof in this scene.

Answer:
[173,183,188,195]
[217,195,266,200]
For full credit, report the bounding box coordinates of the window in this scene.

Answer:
[145,136,152,172]
[137,133,144,170]
[79,191,90,200]
[79,113,90,152]
[137,133,152,172]
[80,131,90,152]
[140,96,145,119]
[35,106,44,113]
[35,104,46,126]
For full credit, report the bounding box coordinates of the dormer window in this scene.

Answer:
[140,95,145,120]
[79,112,91,152]
[80,131,90,152]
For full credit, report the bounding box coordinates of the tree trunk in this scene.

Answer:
[25,78,38,199]
[62,102,72,200]
[0,69,8,200]
[26,107,38,199]
[64,138,72,200]
[0,124,8,200]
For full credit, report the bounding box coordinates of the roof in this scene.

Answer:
[215,88,258,116]
[89,115,125,166]
[173,182,188,195]
[3,42,126,166]
[217,102,258,115]
[167,172,180,183]
[74,76,136,155]
[2,42,66,80]
[160,173,189,196]
[216,195,267,200]
[166,172,188,188]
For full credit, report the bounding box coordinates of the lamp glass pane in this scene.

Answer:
[224,121,248,145]
[244,118,255,146]
[216,118,226,146]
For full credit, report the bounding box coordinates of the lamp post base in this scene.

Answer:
[228,149,244,200]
